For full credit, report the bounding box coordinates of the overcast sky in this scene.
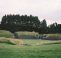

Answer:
[0,0,61,25]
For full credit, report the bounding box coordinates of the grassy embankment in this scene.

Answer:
[0,30,61,39]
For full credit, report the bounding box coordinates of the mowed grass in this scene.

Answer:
[0,30,61,58]
[0,39,61,58]
[23,39,61,45]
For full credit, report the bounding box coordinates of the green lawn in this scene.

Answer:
[0,30,61,58]
[0,39,61,58]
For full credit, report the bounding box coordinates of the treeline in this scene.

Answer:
[0,14,61,34]
[47,23,61,34]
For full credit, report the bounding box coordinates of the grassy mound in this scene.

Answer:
[0,37,61,46]
[0,30,13,38]
[17,31,39,36]
[0,37,23,45]
[46,34,61,40]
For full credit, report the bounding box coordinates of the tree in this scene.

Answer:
[39,19,47,34]
[48,22,58,33]
[57,24,61,33]
[1,14,41,38]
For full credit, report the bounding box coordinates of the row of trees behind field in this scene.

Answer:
[0,14,61,38]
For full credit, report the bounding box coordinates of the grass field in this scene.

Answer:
[0,39,61,58]
[0,30,61,58]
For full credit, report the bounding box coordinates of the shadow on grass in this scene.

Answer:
[0,41,16,45]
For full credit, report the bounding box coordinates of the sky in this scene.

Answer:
[0,0,61,25]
